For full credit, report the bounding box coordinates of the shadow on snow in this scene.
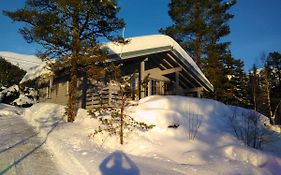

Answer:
[0,116,60,174]
[100,150,140,175]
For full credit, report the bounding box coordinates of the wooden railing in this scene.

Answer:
[85,84,121,109]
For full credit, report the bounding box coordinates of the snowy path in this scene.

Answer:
[0,115,61,175]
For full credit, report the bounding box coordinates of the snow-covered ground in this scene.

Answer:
[1,96,281,174]
[0,103,23,117]
[0,107,61,174]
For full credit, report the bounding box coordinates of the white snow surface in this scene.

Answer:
[0,103,23,117]
[2,96,280,174]
[0,51,41,71]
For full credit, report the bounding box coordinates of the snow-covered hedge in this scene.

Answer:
[0,85,37,107]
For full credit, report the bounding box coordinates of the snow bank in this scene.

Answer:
[135,95,231,127]
[23,103,65,130]
[20,96,281,175]
[91,95,281,174]
[0,103,23,117]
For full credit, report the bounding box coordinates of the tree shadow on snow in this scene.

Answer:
[99,151,140,175]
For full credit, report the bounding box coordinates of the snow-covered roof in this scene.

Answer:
[0,51,41,71]
[103,35,199,70]
[102,34,213,91]
[20,61,53,84]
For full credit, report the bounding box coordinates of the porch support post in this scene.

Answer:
[108,83,112,107]
[197,89,202,98]
[175,70,180,95]
[139,59,145,99]
[148,80,152,96]
[48,76,53,98]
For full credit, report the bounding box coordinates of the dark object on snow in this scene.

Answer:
[168,124,180,128]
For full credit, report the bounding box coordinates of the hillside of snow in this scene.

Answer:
[0,51,41,71]
[2,96,281,174]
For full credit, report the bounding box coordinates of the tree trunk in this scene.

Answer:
[252,76,257,111]
[67,9,80,122]
[273,100,281,124]
[120,88,125,145]
[265,73,274,124]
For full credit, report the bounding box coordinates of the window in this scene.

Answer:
[151,80,157,95]
[130,77,136,99]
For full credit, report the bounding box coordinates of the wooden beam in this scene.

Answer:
[175,70,180,94]
[139,59,146,99]
[184,87,204,93]
[162,58,173,69]
[166,53,180,67]
[160,67,182,75]
[144,67,182,76]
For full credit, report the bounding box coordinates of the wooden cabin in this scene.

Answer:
[21,35,214,109]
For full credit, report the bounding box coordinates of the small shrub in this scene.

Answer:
[186,113,202,140]
[229,108,274,149]
[89,108,155,144]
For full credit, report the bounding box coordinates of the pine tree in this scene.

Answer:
[259,52,281,124]
[161,0,236,68]
[4,0,124,122]
[89,64,154,145]
[0,57,26,87]
[267,52,281,124]
[161,0,249,105]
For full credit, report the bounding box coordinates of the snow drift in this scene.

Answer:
[18,96,281,175]
[0,103,23,117]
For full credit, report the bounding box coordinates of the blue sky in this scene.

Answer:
[0,0,280,71]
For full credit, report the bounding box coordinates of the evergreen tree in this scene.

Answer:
[259,52,281,124]
[4,0,124,122]
[161,0,248,105]
[267,52,281,124]
[224,58,249,106]
[90,64,154,145]
[0,57,26,87]
[161,0,236,68]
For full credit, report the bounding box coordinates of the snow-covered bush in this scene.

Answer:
[0,85,20,104]
[0,85,37,107]
[0,86,6,91]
